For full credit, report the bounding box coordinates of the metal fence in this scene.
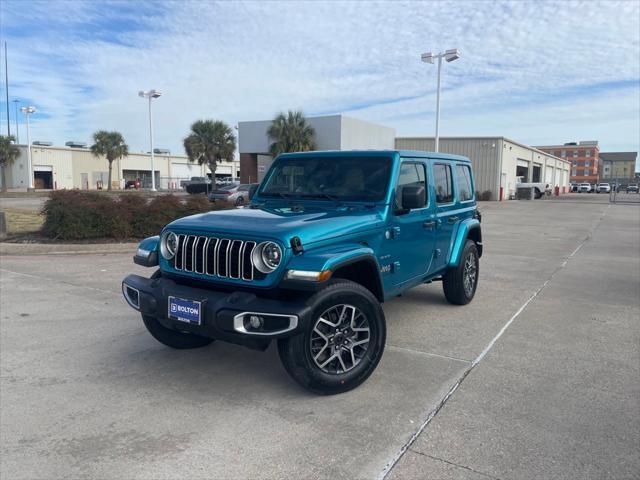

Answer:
[608,177,640,204]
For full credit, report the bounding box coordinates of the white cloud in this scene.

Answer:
[1,0,638,155]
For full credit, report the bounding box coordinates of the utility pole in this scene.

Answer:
[4,42,10,136]
[13,99,19,143]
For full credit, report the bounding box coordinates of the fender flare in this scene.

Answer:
[283,245,384,301]
[448,219,482,267]
[134,235,159,267]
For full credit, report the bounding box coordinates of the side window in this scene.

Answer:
[455,165,474,202]
[433,163,453,204]
[396,162,427,208]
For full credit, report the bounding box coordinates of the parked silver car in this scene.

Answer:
[208,183,257,206]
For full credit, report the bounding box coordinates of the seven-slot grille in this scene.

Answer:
[173,234,266,281]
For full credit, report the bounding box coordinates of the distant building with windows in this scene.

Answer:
[534,141,599,184]
[598,152,638,182]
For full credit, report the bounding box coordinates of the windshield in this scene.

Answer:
[260,156,392,202]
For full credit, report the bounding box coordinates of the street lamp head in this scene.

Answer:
[139,89,162,99]
[444,48,460,62]
[421,52,435,64]
[20,106,36,114]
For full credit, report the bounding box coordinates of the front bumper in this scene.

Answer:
[122,274,312,349]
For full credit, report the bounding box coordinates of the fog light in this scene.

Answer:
[249,315,264,329]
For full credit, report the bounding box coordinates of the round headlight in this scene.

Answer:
[252,241,282,273]
[161,232,178,259]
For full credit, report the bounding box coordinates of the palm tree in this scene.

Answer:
[183,120,236,180]
[267,110,316,157]
[90,131,128,191]
[0,135,20,192]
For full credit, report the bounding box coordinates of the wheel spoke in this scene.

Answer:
[337,352,348,372]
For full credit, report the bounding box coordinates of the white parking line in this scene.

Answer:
[377,206,609,480]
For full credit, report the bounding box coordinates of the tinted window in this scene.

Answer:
[434,164,453,204]
[260,156,391,202]
[455,165,474,202]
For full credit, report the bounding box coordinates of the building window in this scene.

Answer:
[572,169,577,176]
[433,164,453,204]
[572,160,577,166]
[573,150,579,157]
[455,164,474,202]
[585,160,590,167]
[586,150,591,157]
[561,150,566,158]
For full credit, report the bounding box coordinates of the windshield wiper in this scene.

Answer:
[299,192,341,202]
[261,192,296,199]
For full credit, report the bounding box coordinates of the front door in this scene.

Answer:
[388,160,436,286]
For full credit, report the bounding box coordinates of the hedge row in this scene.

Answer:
[42,191,231,240]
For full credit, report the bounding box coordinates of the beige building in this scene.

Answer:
[3,144,240,191]
[599,152,638,181]
[395,137,570,200]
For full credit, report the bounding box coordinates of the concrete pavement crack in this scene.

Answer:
[408,449,503,480]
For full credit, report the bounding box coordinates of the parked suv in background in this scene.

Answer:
[596,183,611,193]
[578,183,592,193]
[627,184,639,194]
[123,151,482,394]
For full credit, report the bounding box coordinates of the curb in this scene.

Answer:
[0,242,137,256]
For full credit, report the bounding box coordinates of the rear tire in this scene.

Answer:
[235,196,245,206]
[142,314,214,349]
[443,240,479,305]
[277,280,386,395]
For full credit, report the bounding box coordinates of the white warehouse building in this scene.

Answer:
[2,144,240,191]
[395,137,571,200]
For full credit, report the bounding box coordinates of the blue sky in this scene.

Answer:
[0,0,638,163]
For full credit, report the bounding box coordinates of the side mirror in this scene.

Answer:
[401,185,426,210]
[248,184,258,200]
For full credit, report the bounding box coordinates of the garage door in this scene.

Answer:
[172,163,199,180]
[545,167,554,184]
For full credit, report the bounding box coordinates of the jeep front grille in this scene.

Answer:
[173,235,266,281]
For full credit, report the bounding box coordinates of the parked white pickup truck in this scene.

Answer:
[516,176,551,199]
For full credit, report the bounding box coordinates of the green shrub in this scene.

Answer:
[41,191,232,240]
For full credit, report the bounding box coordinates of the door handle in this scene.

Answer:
[447,216,459,224]
[423,221,436,229]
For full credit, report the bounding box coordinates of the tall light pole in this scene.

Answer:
[421,48,460,152]
[20,106,36,189]
[12,99,19,143]
[138,89,162,191]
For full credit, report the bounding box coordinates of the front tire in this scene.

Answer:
[277,280,386,395]
[443,240,479,305]
[142,314,214,349]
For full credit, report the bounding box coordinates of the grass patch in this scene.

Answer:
[1,208,44,234]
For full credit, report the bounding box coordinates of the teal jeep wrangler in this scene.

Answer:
[122,150,482,394]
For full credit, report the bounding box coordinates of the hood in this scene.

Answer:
[166,203,386,247]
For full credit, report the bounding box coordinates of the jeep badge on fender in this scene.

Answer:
[122,150,482,395]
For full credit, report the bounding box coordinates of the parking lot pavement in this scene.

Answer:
[1,194,638,479]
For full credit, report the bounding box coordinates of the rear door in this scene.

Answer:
[429,162,458,274]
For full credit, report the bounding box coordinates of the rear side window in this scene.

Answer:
[396,162,427,208]
[455,165,474,202]
[433,164,453,204]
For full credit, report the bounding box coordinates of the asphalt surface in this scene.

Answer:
[1,194,638,479]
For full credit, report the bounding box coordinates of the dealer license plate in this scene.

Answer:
[168,296,202,325]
